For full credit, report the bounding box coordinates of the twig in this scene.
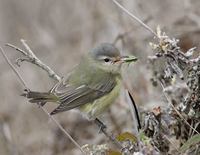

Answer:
[112,0,158,38]
[113,16,152,45]
[6,39,61,82]
[0,47,27,88]
[40,107,85,154]
[102,128,122,149]
[6,43,28,56]
[0,46,85,154]
[162,134,180,152]
[94,118,123,149]
[159,81,200,135]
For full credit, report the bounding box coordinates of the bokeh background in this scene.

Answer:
[0,0,200,154]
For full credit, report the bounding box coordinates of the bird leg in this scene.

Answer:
[94,118,107,133]
[94,118,122,149]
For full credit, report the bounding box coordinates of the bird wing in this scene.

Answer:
[50,73,117,115]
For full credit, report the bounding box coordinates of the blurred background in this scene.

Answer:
[0,0,200,154]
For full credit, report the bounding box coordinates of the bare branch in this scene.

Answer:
[112,0,158,38]
[6,39,61,82]
[6,43,28,56]
[0,47,27,88]
[113,16,152,45]
[159,81,200,135]
[0,46,85,154]
[40,107,85,154]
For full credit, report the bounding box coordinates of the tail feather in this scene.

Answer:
[29,98,57,103]
[22,89,58,105]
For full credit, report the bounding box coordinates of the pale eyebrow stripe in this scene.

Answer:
[97,55,113,60]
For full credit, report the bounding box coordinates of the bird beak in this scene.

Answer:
[114,55,138,64]
[120,55,138,63]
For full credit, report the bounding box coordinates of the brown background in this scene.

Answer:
[0,0,200,154]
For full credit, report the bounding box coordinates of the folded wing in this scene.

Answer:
[50,74,117,115]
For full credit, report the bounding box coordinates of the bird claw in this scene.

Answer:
[21,89,30,97]
[98,123,107,133]
[95,118,107,133]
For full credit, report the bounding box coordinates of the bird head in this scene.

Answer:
[89,43,138,74]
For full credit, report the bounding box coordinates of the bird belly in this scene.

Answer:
[79,78,121,120]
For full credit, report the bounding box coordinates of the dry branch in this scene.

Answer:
[6,40,61,82]
[0,45,85,154]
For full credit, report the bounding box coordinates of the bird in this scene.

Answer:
[23,43,137,121]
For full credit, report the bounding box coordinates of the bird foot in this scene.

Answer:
[21,89,30,97]
[94,118,123,149]
[94,118,107,133]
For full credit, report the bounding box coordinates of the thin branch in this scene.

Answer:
[162,134,180,152]
[40,107,85,154]
[0,47,27,88]
[6,39,61,82]
[0,46,85,154]
[113,16,152,45]
[6,43,28,56]
[20,39,61,82]
[159,81,200,135]
[112,0,158,38]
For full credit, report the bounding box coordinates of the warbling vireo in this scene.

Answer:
[23,43,137,120]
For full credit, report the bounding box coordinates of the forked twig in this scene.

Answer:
[6,40,61,82]
[0,46,86,154]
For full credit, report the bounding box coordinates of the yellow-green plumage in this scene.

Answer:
[24,43,137,120]
[49,54,122,119]
[79,77,121,119]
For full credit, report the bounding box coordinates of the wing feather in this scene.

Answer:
[50,73,117,115]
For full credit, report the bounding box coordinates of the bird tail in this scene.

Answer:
[21,89,59,105]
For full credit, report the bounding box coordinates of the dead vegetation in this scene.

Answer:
[0,0,200,155]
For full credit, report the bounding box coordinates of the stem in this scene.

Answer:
[112,0,158,38]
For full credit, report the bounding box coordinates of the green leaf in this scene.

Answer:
[179,134,200,152]
[116,132,137,143]
[139,131,150,145]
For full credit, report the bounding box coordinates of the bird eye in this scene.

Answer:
[104,58,110,62]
